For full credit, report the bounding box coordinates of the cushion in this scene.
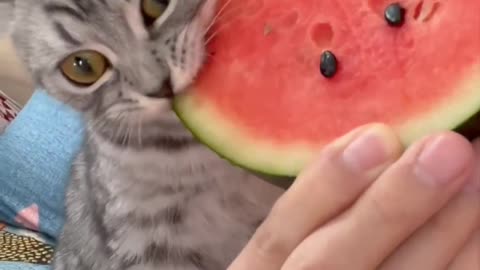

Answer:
[0,90,84,239]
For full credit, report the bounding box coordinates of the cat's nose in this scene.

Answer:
[145,79,174,99]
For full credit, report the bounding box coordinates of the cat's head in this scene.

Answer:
[11,0,217,147]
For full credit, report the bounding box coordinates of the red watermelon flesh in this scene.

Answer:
[175,0,480,176]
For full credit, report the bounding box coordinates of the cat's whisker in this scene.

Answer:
[88,113,113,137]
[204,18,233,45]
[111,112,126,145]
[136,114,144,147]
[126,126,131,147]
[121,113,130,147]
[204,34,216,45]
[203,0,234,36]
[122,116,129,147]
[120,115,130,147]
[90,110,122,132]
[87,107,146,147]
[204,25,224,45]
[127,116,135,147]
[208,4,245,28]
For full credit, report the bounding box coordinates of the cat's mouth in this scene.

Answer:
[145,80,175,99]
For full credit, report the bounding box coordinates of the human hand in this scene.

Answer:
[229,124,480,270]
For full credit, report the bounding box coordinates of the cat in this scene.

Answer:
[10,0,285,269]
[0,0,14,38]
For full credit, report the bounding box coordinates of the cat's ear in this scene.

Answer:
[0,0,15,38]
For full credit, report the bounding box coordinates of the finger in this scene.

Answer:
[227,124,403,270]
[282,132,475,270]
[378,139,480,270]
[447,230,480,270]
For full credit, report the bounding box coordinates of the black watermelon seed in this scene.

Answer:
[320,51,338,78]
[385,3,406,27]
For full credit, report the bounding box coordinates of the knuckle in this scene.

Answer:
[369,193,422,227]
[248,194,298,261]
[284,254,336,270]
[250,221,290,261]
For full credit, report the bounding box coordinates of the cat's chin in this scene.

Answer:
[170,70,198,95]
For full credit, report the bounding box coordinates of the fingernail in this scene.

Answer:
[415,134,472,186]
[342,129,391,173]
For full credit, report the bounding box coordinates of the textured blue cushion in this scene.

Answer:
[0,90,84,239]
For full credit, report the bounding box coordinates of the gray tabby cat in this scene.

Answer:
[10,0,285,269]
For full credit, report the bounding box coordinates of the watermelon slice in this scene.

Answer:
[174,0,480,177]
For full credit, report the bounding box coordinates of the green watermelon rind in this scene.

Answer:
[174,68,480,177]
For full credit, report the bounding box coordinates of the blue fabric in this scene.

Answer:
[0,262,50,270]
[0,90,85,240]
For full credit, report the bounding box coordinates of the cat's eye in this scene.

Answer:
[141,0,170,25]
[60,50,109,86]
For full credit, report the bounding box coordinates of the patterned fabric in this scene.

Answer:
[0,231,54,264]
[0,90,20,133]
[0,91,20,122]
[0,90,85,239]
[0,223,54,269]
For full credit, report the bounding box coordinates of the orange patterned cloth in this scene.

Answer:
[0,223,54,265]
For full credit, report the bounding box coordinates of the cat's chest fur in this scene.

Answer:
[59,132,283,270]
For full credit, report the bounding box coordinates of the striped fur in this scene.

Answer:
[10,0,284,269]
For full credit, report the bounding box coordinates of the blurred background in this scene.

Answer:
[0,0,34,106]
